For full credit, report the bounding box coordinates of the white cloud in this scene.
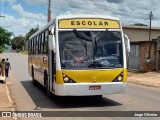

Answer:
[2,14,46,36]
[9,1,46,20]
[50,0,159,27]
[2,0,160,37]
[23,0,160,27]
[1,0,47,36]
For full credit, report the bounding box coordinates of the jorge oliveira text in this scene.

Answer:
[134,112,158,117]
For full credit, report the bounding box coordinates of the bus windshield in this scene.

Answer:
[59,31,123,69]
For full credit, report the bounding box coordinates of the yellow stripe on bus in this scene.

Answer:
[123,68,127,82]
[55,69,126,84]
[56,71,64,84]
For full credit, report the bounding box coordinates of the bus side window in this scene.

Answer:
[34,37,37,54]
[31,39,32,54]
[29,40,30,55]
[36,36,39,54]
[38,34,41,54]
[41,32,44,54]
[32,39,34,54]
[44,30,49,53]
[32,38,34,54]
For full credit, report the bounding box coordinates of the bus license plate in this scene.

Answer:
[89,86,101,90]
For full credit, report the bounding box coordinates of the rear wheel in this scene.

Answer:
[3,78,6,84]
[44,71,51,97]
[32,67,36,85]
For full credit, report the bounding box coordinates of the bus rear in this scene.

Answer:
[53,15,127,96]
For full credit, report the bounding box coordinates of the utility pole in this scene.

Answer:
[148,11,153,59]
[48,0,51,22]
[0,16,5,27]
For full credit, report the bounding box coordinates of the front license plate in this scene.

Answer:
[89,86,101,90]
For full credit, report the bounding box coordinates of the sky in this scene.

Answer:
[0,0,160,37]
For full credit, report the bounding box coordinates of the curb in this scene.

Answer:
[5,84,18,120]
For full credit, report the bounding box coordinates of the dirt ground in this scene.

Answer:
[127,71,160,88]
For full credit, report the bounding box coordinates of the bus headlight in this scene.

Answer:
[112,72,123,82]
[117,75,122,81]
[62,73,76,83]
[64,77,69,82]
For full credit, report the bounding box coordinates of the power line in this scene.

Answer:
[25,0,160,21]
[4,0,7,15]
[26,0,160,7]
[0,0,1,15]
[26,0,149,16]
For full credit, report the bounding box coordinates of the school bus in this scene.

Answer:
[28,14,130,96]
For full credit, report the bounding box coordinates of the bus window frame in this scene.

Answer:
[44,30,49,53]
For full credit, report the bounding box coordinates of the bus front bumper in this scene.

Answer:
[54,82,126,96]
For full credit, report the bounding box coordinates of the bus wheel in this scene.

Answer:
[95,95,103,98]
[44,71,51,97]
[32,67,36,85]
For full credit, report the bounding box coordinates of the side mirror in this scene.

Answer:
[49,27,55,51]
[124,34,130,52]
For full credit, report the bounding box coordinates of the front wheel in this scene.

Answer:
[94,95,103,98]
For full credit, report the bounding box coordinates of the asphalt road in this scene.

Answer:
[3,53,160,120]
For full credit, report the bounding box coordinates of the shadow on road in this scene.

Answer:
[21,80,122,109]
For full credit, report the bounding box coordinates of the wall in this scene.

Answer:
[123,26,160,42]
[139,42,156,72]
[123,25,160,72]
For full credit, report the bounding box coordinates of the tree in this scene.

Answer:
[134,23,148,26]
[26,27,39,41]
[11,27,39,51]
[11,36,25,51]
[0,26,12,53]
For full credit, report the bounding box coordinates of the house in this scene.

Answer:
[122,25,160,72]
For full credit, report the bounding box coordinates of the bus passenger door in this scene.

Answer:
[49,50,55,91]
[48,26,56,92]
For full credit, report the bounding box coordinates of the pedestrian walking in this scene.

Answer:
[0,58,5,76]
[5,58,11,77]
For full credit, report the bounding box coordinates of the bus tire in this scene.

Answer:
[3,79,6,84]
[44,71,51,97]
[95,95,103,98]
[32,67,36,85]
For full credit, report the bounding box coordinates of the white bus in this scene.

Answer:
[28,14,130,96]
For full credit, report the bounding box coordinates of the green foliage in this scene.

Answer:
[134,23,148,26]
[11,36,25,51]
[26,27,39,41]
[11,27,39,52]
[0,26,12,53]
[20,50,28,55]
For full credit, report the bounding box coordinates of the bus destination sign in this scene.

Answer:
[59,18,120,29]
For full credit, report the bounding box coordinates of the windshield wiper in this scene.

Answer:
[73,30,88,61]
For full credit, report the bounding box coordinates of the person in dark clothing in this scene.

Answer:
[5,58,11,77]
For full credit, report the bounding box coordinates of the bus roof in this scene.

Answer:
[56,14,120,21]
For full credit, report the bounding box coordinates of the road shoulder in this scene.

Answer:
[127,71,160,88]
[0,81,16,120]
